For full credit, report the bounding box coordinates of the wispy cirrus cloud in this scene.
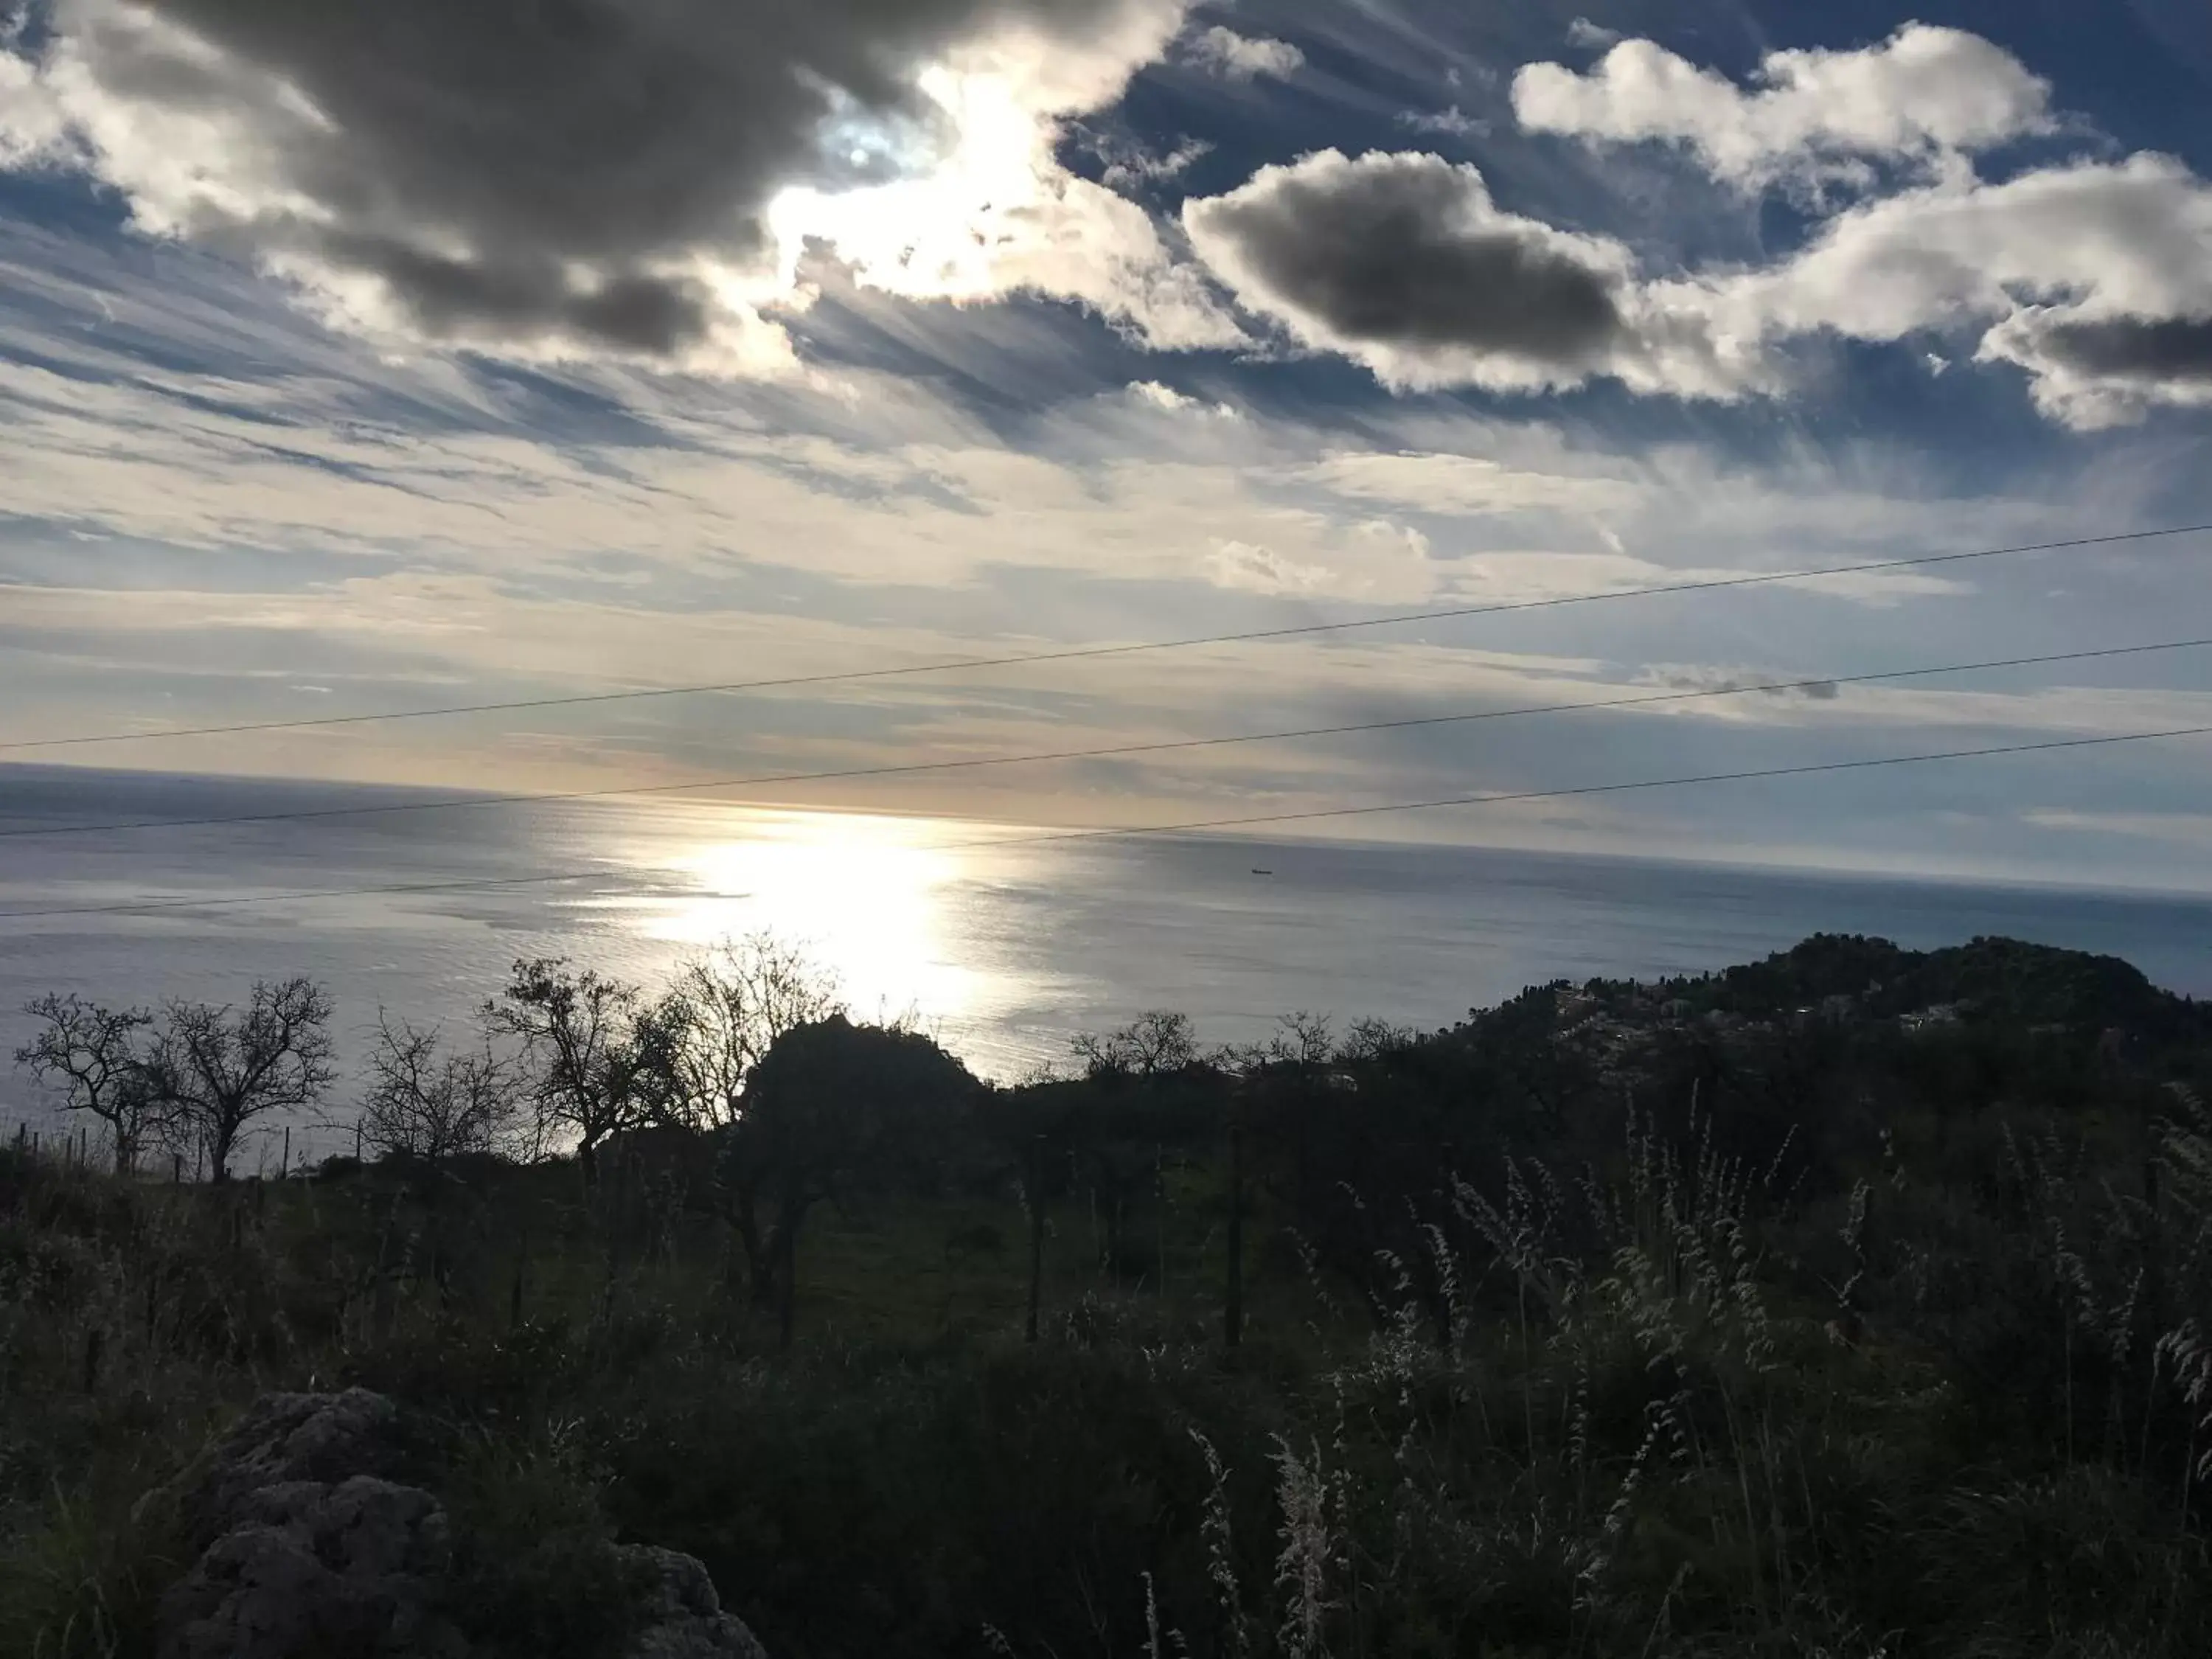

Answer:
[1,6,2209,887]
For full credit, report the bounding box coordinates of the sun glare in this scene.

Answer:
[617,809,987,1026]
[767,66,1048,302]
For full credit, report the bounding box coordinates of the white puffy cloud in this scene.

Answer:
[1514,24,2053,187]
[1693,154,2212,426]
[0,0,1235,368]
[1175,27,2212,425]
[0,46,67,166]
[1182,24,1304,83]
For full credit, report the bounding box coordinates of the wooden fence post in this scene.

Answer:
[1225,1093,1245,1352]
[1026,1135,1047,1345]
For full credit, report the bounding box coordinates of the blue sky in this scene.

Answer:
[1,0,2211,889]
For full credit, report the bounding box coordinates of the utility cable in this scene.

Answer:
[7,723,2207,921]
[5,634,2207,842]
[942,723,2212,852]
[3,521,2204,754]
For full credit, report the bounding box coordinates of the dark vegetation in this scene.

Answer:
[6,930,2212,1658]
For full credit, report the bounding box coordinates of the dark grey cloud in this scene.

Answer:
[320,232,714,355]
[1653,667,1843,701]
[1185,149,1624,362]
[2030,315,2212,383]
[46,0,1175,356]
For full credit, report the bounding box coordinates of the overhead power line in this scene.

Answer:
[6,634,2208,843]
[4,521,2205,755]
[954,723,2212,852]
[0,870,616,922]
[7,723,2208,922]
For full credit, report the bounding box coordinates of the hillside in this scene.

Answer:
[4,933,2212,1658]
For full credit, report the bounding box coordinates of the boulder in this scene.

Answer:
[175,1388,415,1547]
[159,1389,462,1659]
[159,1474,464,1659]
[156,1389,767,1659]
[619,1546,771,1659]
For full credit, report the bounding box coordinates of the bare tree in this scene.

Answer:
[149,978,336,1183]
[1271,1011,1337,1069]
[1072,1010,1199,1079]
[487,958,675,1181]
[1337,1017,1416,1062]
[13,994,162,1173]
[1214,1012,1335,1079]
[664,932,844,1130]
[358,1012,523,1165]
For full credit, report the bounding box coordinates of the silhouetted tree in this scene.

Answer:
[487,959,676,1183]
[358,1012,524,1165]
[662,932,845,1130]
[149,978,335,1183]
[13,994,161,1173]
[1071,1010,1197,1079]
[720,1015,978,1343]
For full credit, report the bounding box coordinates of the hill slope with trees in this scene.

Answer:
[4,931,2211,1658]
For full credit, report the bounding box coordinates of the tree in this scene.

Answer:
[13,993,161,1173]
[720,1015,979,1344]
[149,978,336,1183]
[358,1012,524,1166]
[487,959,675,1182]
[662,932,844,1130]
[1071,1010,1198,1079]
[1338,1017,1416,1062]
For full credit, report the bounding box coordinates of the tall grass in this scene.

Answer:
[7,1051,2212,1657]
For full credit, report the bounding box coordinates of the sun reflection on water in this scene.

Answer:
[612,807,989,1026]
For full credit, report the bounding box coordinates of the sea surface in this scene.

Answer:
[4,766,2208,1156]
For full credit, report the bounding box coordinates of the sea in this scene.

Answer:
[4,765,2208,1158]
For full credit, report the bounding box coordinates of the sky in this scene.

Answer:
[1,0,2211,891]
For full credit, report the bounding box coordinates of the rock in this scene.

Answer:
[176,1388,413,1547]
[155,1389,768,1659]
[619,1546,771,1659]
[159,1475,465,1659]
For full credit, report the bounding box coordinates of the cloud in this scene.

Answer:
[1565,19,1621,50]
[1091,133,1213,192]
[1124,380,1240,418]
[1696,153,2212,426]
[1646,664,1843,701]
[1514,24,2052,187]
[2025,810,2212,847]
[1182,24,1304,83]
[1395,106,1488,140]
[2020,315,2212,380]
[1180,31,2212,425]
[1981,307,2212,426]
[1297,451,1639,515]
[1206,539,1327,594]
[7,219,2204,880]
[0,44,66,166]
[1182,149,1748,395]
[0,0,1227,366]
